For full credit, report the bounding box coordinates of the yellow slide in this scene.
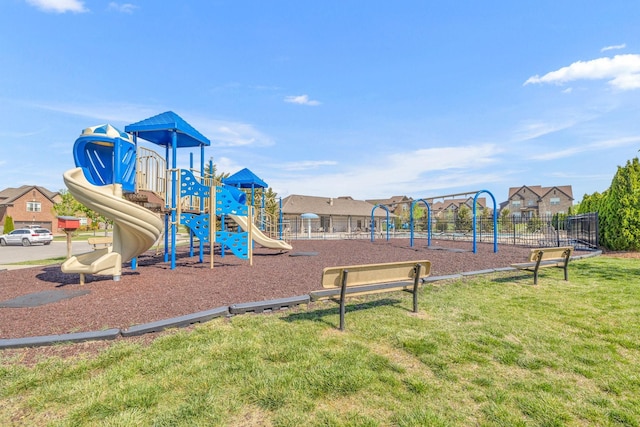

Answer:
[229,214,293,251]
[61,167,164,283]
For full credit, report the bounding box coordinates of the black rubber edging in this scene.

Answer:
[121,306,230,337]
[229,295,310,314]
[0,328,121,350]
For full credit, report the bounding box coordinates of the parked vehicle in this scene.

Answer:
[0,228,53,246]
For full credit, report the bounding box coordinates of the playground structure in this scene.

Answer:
[61,112,291,283]
[370,189,498,254]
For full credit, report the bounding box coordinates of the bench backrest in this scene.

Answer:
[87,237,113,247]
[321,260,431,289]
[528,246,573,262]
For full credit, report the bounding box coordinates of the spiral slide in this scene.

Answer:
[61,167,163,282]
[229,214,292,251]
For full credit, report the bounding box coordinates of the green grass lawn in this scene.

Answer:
[1,256,639,426]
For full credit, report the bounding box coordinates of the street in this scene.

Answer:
[0,240,93,264]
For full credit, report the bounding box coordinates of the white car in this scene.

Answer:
[0,228,54,246]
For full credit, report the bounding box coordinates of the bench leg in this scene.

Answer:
[412,263,422,313]
[532,252,543,285]
[339,270,349,331]
[562,249,571,281]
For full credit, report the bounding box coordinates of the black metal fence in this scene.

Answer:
[421,212,599,250]
[286,212,600,251]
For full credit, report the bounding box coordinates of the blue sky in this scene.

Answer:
[2,1,640,204]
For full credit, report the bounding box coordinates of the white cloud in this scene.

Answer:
[107,2,138,14]
[284,94,321,106]
[25,0,87,13]
[279,160,337,171]
[196,120,274,148]
[601,43,626,52]
[29,100,159,124]
[524,54,640,90]
[530,135,640,160]
[271,144,503,199]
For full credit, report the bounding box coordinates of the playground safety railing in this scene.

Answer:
[136,146,166,196]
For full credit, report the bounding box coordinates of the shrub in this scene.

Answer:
[3,215,15,234]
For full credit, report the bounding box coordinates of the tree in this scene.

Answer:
[499,208,513,233]
[576,191,604,214]
[527,213,543,233]
[599,157,640,251]
[456,205,473,232]
[405,202,426,231]
[53,189,83,217]
[4,215,15,234]
[204,162,230,183]
[480,207,494,232]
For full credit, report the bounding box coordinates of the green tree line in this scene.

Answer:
[576,157,640,251]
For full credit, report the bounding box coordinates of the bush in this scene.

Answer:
[3,215,15,234]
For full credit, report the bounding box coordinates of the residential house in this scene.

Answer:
[428,197,488,219]
[505,185,574,218]
[0,185,61,232]
[281,195,395,235]
[365,195,413,220]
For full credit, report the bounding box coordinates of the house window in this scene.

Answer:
[550,197,560,205]
[26,201,41,212]
[527,199,535,206]
[511,200,521,207]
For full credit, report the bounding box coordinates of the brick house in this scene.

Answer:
[0,185,61,232]
[505,185,573,218]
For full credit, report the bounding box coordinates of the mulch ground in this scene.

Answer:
[0,238,616,364]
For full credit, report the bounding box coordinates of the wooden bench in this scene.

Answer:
[309,260,431,330]
[511,246,574,285]
[87,236,113,250]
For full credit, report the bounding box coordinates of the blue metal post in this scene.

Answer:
[170,132,177,269]
[370,205,390,242]
[164,144,170,262]
[278,197,283,239]
[473,190,498,253]
[189,153,194,258]
[410,199,432,247]
[199,146,205,263]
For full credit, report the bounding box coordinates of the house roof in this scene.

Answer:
[0,185,59,205]
[282,194,394,217]
[431,197,487,211]
[125,111,210,148]
[508,185,573,200]
[365,195,412,206]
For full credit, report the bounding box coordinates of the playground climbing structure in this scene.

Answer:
[61,111,290,283]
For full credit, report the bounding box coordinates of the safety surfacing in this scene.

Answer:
[0,289,91,308]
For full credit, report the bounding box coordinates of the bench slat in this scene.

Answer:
[321,260,431,288]
[310,280,416,301]
[528,246,573,262]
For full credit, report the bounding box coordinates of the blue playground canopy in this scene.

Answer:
[124,111,210,147]
[223,167,268,188]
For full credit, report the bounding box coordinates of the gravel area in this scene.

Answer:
[0,239,534,340]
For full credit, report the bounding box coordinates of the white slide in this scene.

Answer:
[61,167,164,282]
[229,214,293,251]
